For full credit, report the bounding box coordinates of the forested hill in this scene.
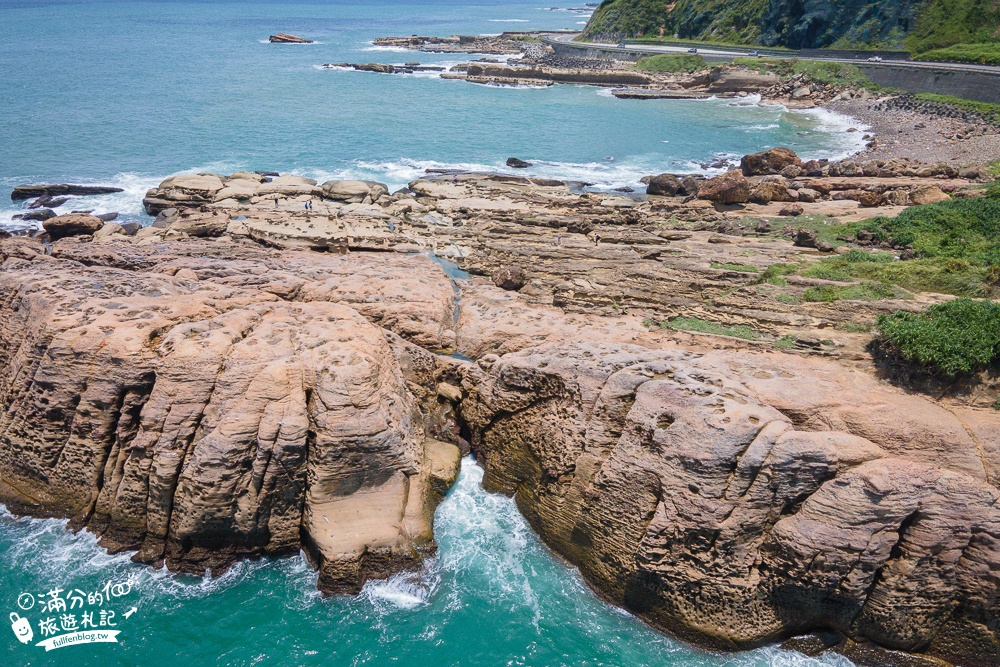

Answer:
[581,0,1000,52]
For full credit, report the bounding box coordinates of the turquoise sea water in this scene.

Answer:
[1,2,862,664]
[1,460,855,667]
[0,0,866,227]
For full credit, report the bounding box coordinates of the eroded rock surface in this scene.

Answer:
[464,342,1000,667]
[0,243,460,592]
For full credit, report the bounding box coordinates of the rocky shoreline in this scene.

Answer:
[3,31,1000,667]
[1,137,999,666]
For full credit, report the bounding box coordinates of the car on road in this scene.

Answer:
[747,50,759,56]
[617,43,626,48]
[687,47,698,54]
[867,55,883,62]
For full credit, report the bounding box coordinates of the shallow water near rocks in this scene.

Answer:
[0,459,855,666]
[0,0,865,229]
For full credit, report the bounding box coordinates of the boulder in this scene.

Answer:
[779,203,803,217]
[740,147,802,176]
[92,222,124,240]
[321,180,390,204]
[491,266,527,291]
[506,157,533,169]
[796,188,820,203]
[750,181,796,204]
[255,174,321,198]
[698,170,751,204]
[18,208,57,222]
[858,191,885,208]
[42,214,104,240]
[645,174,682,197]
[144,173,226,214]
[909,186,951,205]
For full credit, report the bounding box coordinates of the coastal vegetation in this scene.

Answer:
[732,57,881,89]
[876,298,1000,375]
[635,53,708,72]
[583,0,1000,53]
[756,188,1000,301]
[915,42,1000,65]
[913,93,1000,124]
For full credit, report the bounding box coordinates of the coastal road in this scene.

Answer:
[543,33,1000,75]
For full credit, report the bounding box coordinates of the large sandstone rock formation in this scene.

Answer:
[0,244,460,592]
[464,342,1000,667]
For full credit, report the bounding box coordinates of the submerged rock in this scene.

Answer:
[11,183,124,200]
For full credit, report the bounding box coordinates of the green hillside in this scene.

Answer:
[581,0,1000,53]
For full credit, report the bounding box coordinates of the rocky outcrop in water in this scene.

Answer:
[4,150,999,664]
[268,33,313,44]
[464,342,1000,667]
[0,240,461,592]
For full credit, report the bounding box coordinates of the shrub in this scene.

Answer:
[877,298,1000,375]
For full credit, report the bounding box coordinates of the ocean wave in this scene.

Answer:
[257,39,323,45]
[0,171,161,231]
[488,18,530,22]
[361,44,413,53]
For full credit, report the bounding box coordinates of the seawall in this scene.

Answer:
[546,38,1000,104]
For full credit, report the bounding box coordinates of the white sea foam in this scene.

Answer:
[489,18,530,22]
[362,45,413,53]
[257,39,323,45]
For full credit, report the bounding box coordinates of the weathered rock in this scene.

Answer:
[646,174,682,197]
[17,208,57,222]
[269,33,314,43]
[858,191,885,208]
[464,342,1000,667]
[0,248,460,593]
[491,266,527,291]
[698,170,751,204]
[321,180,389,204]
[506,157,533,169]
[909,185,951,205]
[740,147,802,176]
[750,181,796,204]
[11,183,124,201]
[779,202,803,216]
[42,214,104,240]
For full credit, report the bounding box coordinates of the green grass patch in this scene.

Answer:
[775,293,801,304]
[757,262,799,283]
[803,282,907,302]
[774,334,797,349]
[711,262,760,273]
[916,42,1000,65]
[805,195,1000,297]
[877,298,1000,376]
[666,317,761,340]
[914,93,1000,124]
[635,54,709,73]
[732,57,879,90]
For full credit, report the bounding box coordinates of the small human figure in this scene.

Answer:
[557,235,562,245]
[453,174,458,184]
[594,233,601,245]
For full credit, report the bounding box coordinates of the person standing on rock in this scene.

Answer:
[594,233,601,245]
[557,235,562,245]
